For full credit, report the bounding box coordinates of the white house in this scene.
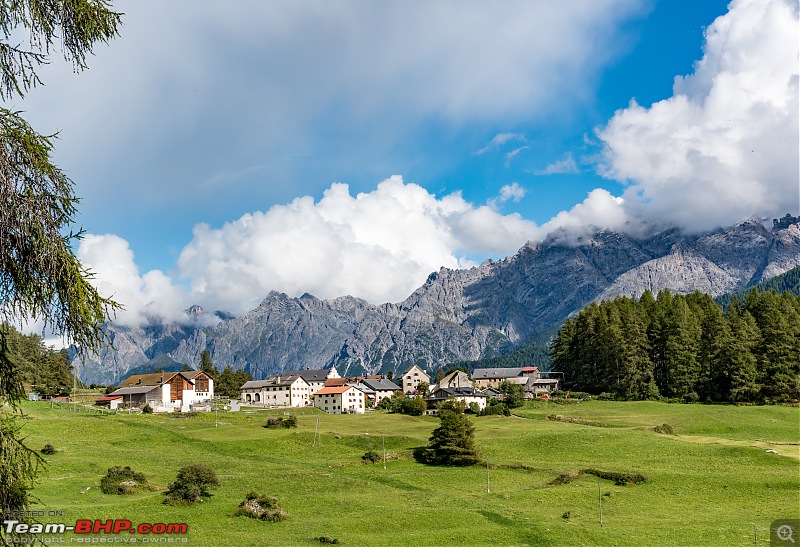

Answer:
[240,375,311,407]
[112,371,215,412]
[427,386,487,411]
[314,385,366,414]
[399,365,430,394]
[361,378,402,404]
[281,367,340,397]
[471,367,540,389]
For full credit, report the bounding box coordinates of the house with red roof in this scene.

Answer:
[313,385,366,414]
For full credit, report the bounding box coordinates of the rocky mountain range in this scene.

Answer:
[74,218,800,385]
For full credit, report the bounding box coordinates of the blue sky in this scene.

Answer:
[13,0,799,324]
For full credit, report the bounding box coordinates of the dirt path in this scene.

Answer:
[667,434,800,459]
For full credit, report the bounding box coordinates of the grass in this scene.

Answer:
[15,400,800,546]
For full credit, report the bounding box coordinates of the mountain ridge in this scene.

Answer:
[74,219,800,384]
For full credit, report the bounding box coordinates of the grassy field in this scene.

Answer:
[12,400,800,546]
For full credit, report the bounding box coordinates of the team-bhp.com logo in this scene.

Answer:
[4,519,188,543]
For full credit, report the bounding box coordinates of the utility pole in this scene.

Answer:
[598,479,603,528]
[486,456,490,494]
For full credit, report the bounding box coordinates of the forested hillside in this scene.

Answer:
[716,266,800,309]
[0,324,76,396]
[550,290,800,403]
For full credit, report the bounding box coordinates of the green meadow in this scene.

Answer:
[14,400,800,546]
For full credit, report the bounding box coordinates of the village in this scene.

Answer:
[94,365,562,414]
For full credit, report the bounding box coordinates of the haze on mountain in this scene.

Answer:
[74,218,800,384]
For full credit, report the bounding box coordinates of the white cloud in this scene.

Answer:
[534,152,580,175]
[488,182,526,210]
[77,235,194,327]
[75,178,650,322]
[597,0,800,231]
[82,177,540,315]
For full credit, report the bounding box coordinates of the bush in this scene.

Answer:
[437,400,466,414]
[264,415,297,429]
[100,466,148,495]
[362,450,381,464]
[480,399,510,416]
[316,537,340,544]
[163,465,219,506]
[40,444,56,455]
[653,423,674,435]
[583,468,648,485]
[141,404,153,414]
[233,491,288,522]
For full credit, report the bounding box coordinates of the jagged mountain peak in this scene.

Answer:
[74,219,800,384]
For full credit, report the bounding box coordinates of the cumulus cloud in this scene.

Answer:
[597,0,800,231]
[75,178,648,322]
[76,177,541,316]
[77,235,194,327]
[534,152,581,175]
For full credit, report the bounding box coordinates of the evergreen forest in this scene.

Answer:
[0,324,76,396]
[549,289,800,403]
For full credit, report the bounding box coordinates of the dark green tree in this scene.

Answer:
[722,308,760,402]
[0,1,122,539]
[215,365,252,399]
[199,350,218,379]
[498,380,525,408]
[417,409,480,466]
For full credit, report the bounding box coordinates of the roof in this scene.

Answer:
[179,370,210,380]
[282,369,331,382]
[361,378,401,391]
[323,378,349,387]
[119,372,178,387]
[109,385,160,396]
[95,395,123,402]
[471,367,524,380]
[399,364,429,377]
[431,387,487,398]
[315,385,361,396]
[240,374,307,390]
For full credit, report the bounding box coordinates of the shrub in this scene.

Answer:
[100,466,148,495]
[653,423,675,435]
[362,450,381,464]
[141,404,153,414]
[583,468,648,485]
[233,491,288,522]
[264,416,298,429]
[480,399,510,416]
[316,537,340,544]
[437,400,466,414]
[163,465,219,506]
[40,444,56,455]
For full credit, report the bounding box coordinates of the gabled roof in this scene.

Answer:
[471,367,524,380]
[399,364,429,377]
[179,370,211,381]
[109,385,160,396]
[315,385,361,396]
[362,378,401,391]
[430,386,487,398]
[323,378,349,387]
[120,372,179,387]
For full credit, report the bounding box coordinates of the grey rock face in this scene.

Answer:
[75,220,800,383]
